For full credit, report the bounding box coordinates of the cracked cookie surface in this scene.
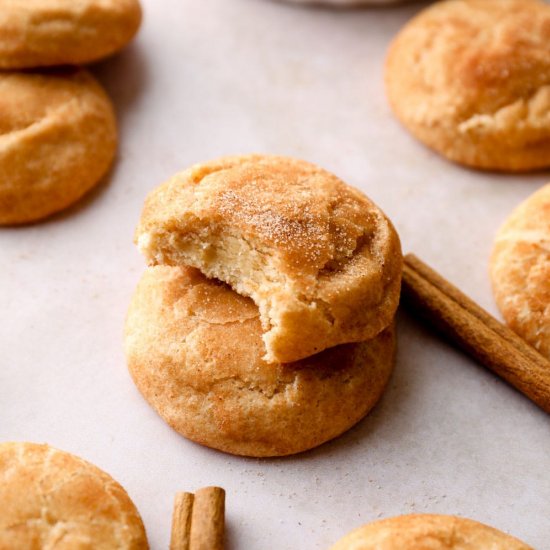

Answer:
[124,266,396,457]
[0,0,141,68]
[0,69,117,225]
[330,514,532,550]
[385,0,550,171]
[0,442,148,549]
[136,154,402,363]
[491,184,550,359]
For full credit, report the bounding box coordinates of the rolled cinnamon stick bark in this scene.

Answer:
[170,492,194,550]
[402,254,550,414]
[190,487,225,550]
[170,487,225,550]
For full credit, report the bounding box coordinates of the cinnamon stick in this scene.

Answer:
[170,487,225,550]
[190,487,225,550]
[401,253,550,414]
[170,492,194,550]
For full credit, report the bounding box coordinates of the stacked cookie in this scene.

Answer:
[125,154,403,457]
[0,0,142,225]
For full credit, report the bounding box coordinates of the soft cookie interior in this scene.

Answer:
[136,155,402,363]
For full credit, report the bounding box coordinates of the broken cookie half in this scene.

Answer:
[135,154,402,363]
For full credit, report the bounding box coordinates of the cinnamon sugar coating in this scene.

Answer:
[385,0,550,171]
[0,442,148,549]
[136,155,402,363]
[330,514,532,549]
[125,266,396,457]
[0,69,117,225]
[491,184,550,359]
[0,0,142,69]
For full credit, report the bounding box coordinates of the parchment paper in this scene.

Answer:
[1,1,548,548]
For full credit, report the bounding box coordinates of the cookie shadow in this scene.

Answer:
[252,309,427,466]
[224,520,238,550]
[91,42,149,131]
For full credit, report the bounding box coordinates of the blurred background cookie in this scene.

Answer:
[0,69,117,225]
[330,514,532,549]
[281,0,408,6]
[0,442,148,549]
[125,266,396,457]
[136,155,402,363]
[385,0,550,172]
[0,0,142,69]
[490,184,550,359]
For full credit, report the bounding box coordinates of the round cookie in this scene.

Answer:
[0,442,148,549]
[330,514,532,550]
[0,0,142,69]
[282,0,406,6]
[125,265,396,457]
[490,184,550,359]
[0,69,117,225]
[136,155,402,364]
[385,0,550,172]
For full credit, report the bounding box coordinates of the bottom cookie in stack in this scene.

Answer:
[0,442,148,549]
[330,514,532,550]
[125,265,396,457]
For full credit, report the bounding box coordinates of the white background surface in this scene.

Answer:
[1,1,549,548]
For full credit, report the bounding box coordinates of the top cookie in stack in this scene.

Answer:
[136,154,402,363]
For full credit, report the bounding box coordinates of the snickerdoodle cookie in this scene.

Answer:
[490,184,550,359]
[284,0,404,5]
[125,266,396,457]
[0,442,148,549]
[136,155,402,364]
[330,514,532,550]
[0,0,142,69]
[385,0,550,172]
[0,69,117,225]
